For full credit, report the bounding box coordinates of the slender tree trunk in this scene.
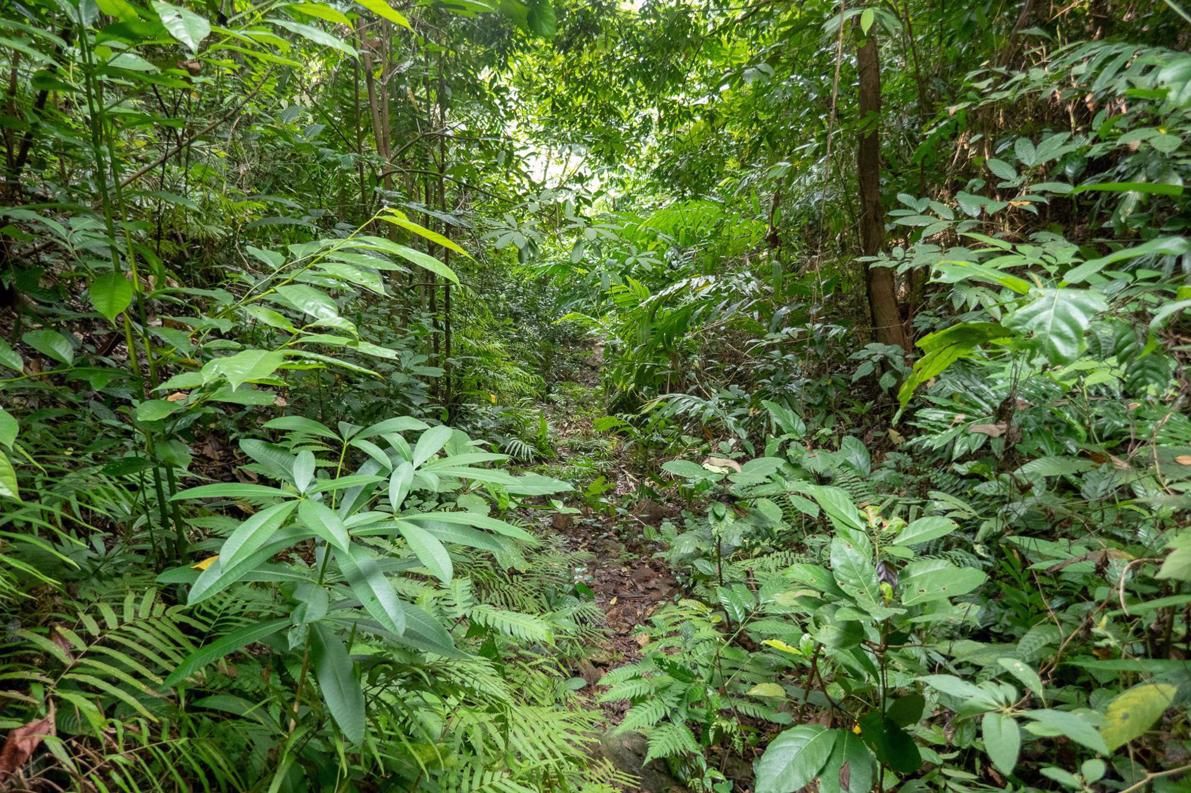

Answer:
[856,25,910,352]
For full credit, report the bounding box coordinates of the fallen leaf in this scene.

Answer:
[0,705,55,779]
[702,456,742,473]
[970,422,1007,437]
[165,391,188,402]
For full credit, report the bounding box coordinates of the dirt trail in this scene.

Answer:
[535,363,679,711]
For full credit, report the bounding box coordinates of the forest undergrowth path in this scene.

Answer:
[541,369,677,706]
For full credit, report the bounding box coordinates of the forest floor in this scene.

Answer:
[522,351,689,789]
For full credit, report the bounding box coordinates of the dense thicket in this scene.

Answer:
[0,0,1187,792]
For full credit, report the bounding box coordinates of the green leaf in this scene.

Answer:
[0,339,22,372]
[898,322,1013,407]
[269,18,359,56]
[22,329,74,365]
[1065,236,1189,284]
[998,658,1045,703]
[221,501,299,568]
[291,3,353,26]
[1024,709,1108,754]
[982,712,1021,775]
[748,682,786,699]
[165,619,289,686]
[893,516,958,547]
[153,1,211,53]
[293,451,316,493]
[1005,288,1108,364]
[505,472,572,496]
[754,725,837,793]
[349,237,459,284]
[859,7,874,34]
[265,415,340,441]
[920,675,998,709]
[412,425,452,467]
[310,623,365,744]
[901,559,986,605]
[353,0,413,30]
[379,209,467,254]
[135,399,184,423]
[987,158,1018,181]
[830,530,882,612]
[820,731,873,793]
[172,482,291,501]
[397,521,452,583]
[334,546,405,634]
[89,272,134,321]
[203,349,286,391]
[1157,531,1191,582]
[1071,181,1183,197]
[97,0,139,21]
[0,450,20,501]
[0,407,17,449]
[806,485,866,532]
[857,712,921,773]
[298,500,351,552]
[388,461,414,510]
[273,284,341,323]
[1100,683,1176,751]
[403,512,535,544]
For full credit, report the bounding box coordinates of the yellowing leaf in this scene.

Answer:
[192,556,219,570]
[762,639,802,656]
[1100,683,1176,751]
[748,682,786,699]
[353,0,413,31]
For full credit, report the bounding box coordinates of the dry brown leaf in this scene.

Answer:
[0,706,55,779]
[702,456,742,473]
[969,423,1007,437]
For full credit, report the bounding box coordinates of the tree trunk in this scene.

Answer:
[856,25,910,352]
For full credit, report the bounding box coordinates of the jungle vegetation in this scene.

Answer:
[0,0,1188,791]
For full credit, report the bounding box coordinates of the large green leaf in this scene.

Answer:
[982,712,1020,775]
[335,546,406,635]
[1023,709,1108,754]
[22,329,74,365]
[0,339,22,372]
[754,725,837,793]
[1005,288,1108,364]
[202,349,286,391]
[412,424,452,467]
[857,712,921,774]
[901,559,987,605]
[88,272,134,321]
[402,512,535,543]
[298,500,351,553]
[153,1,211,53]
[221,501,299,568]
[310,624,366,744]
[396,521,452,583]
[829,530,882,612]
[892,516,958,547]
